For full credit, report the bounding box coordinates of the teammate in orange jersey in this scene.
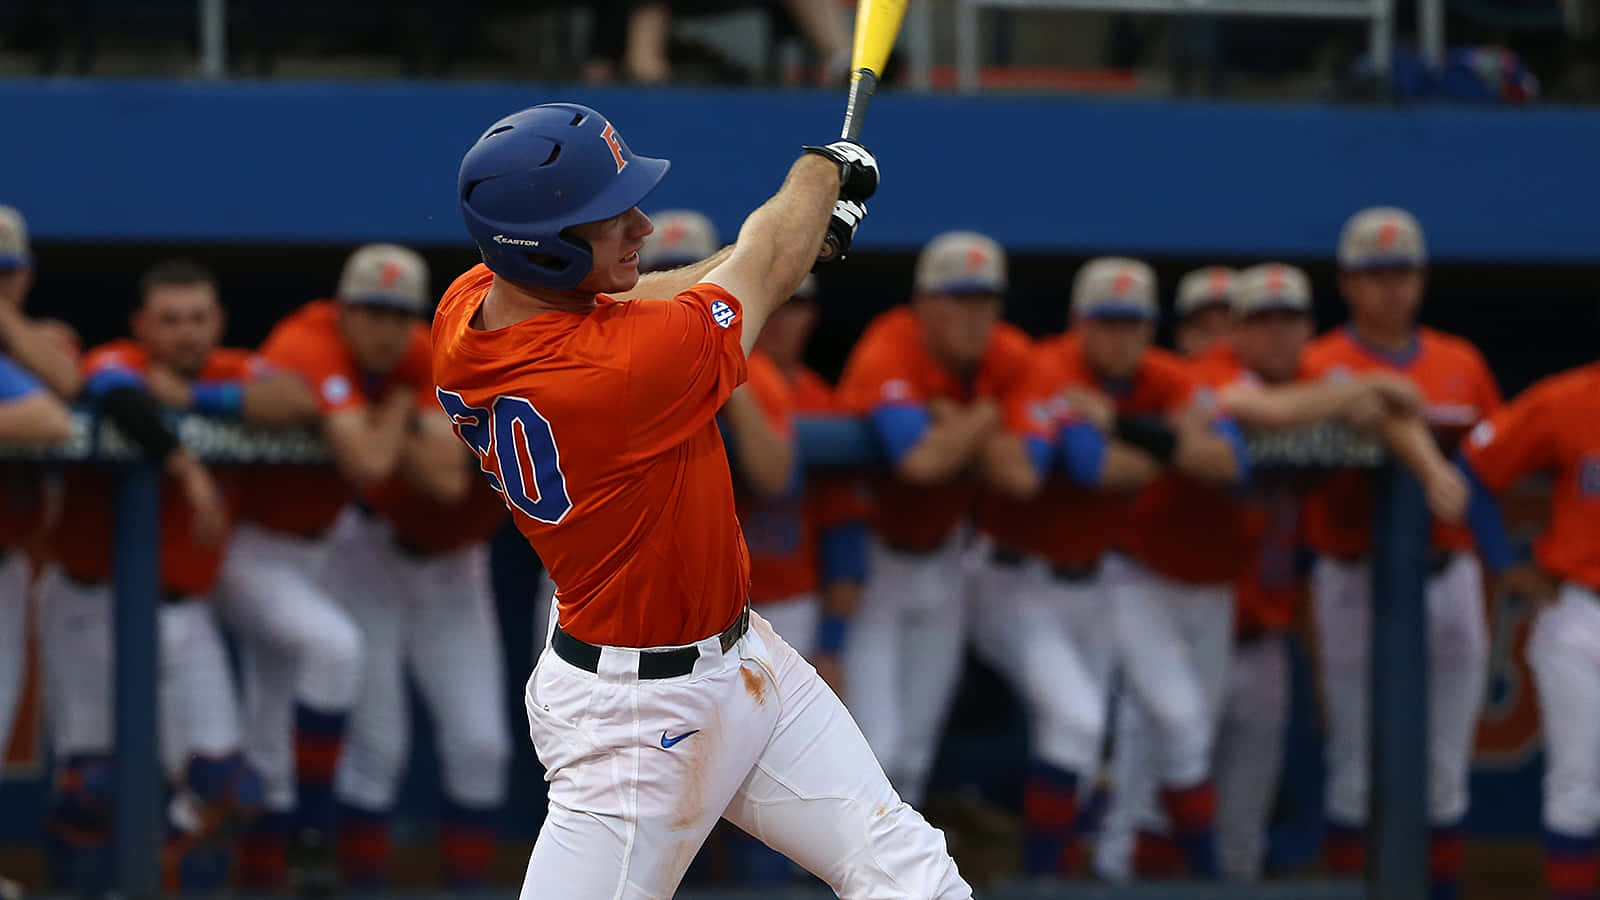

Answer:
[0,204,75,785]
[1304,208,1497,900]
[1458,366,1600,900]
[437,103,969,899]
[36,259,317,894]
[217,244,436,893]
[836,231,1032,810]
[328,402,512,891]
[751,275,868,692]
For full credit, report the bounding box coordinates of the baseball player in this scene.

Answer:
[38,259,316,893]
[0,205,76,766]
[1305,208,1499,900]
[219,244,435,892]
[638,209,719,273]
[1097,263,1457,882]
[837,230,1033,811]
[437,102,970,898]
[1172,266,1237,359]
[328,416,512,889]
[1457,363,1600,900]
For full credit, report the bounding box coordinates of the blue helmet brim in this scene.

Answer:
[565,155,671,231]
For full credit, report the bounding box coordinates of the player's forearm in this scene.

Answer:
[722,388,794,498]
[616,246,735,303]
[732,156,840,353]
[896,414,990,485]
[978,432,1042,501]
[0,309,79,399]
[399,426,472,504]
[0,392,73,444]
[1221,381,1369,431]
[1099,442,1163,490]
[326,400,412,487]
[240,375,321,427]
[1382,414,1453,487]
[1173,427,1244,485]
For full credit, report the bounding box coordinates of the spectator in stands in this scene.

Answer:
[38,258,317,895]
[0,205,75,854]
[583,0,849,84]
[220,245,436,896]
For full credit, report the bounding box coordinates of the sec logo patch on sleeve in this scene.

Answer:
[711,300,737,329]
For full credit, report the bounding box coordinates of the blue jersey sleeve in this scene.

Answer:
[1212,418,1251,484]
[1058,421,1107,486]
[820,520,869,583]
[1458,451,1518,574]
[0,355,43,402]
[83,364,145,398]
[870,403,931,465]
[1024,436,1052,476]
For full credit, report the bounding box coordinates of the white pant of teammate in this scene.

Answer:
[1312,552,1487,827]
[325,511,511,812]
[36,569,242,776]
[1096,632,1289,882]
[971,553,1115,776]
[0,550,28,757]
[215,522,365,811]
[844,534,970,807]
[522,610,972,899]
[1526,583,1600,837]
[754,592,821,660]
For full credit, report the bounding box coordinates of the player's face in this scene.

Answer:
[1176,305,1232,359]
[916,292,1001,373]
[1233,310,1311,383]
[339,304,415,375]
[571,207,654,295]
[133,281,224,377]
[1079,317,1153,381]
[0,266,32,308]
[1340,267,1424,333]
[757,299,818,367]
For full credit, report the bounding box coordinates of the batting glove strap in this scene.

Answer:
[817,199,868,264]
[802,141,879,201]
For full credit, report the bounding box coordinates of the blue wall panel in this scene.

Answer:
[2,80,1598,260]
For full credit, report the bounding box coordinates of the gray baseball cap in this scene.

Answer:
[1175,266,1236,318]
[1072,257,1158,321]
[0,206,31,272]
[1233,263,1312,316]
[914,231,1007,296]
[640,210,719,272]
[337,244,430,314]
[1339,207,1427,270]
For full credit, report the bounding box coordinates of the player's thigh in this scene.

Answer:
[1181,582,1236,722]
[1109,562,1206,734]
[1529,589,1600,833]
[725,615,971,899]
[968,555,1031,677]
[753,593,821,661]
[0,550,30,744]
[159,599,243,761]
[1016,574,1110,773]
[36,570,114,757]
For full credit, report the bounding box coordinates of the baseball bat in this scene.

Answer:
[819,0,907,261]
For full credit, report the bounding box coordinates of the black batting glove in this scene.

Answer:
[802,141,879,202]
[816,199,867,264]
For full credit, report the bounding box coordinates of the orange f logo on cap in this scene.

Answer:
[965,247,987,274]
[378,260,404,290]
[1112,269,1136,295]
[1376,220,1400,251]
[601,123,628,174]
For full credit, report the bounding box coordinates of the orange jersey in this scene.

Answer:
[738,352,813,603]
[1302,326,1501,558]
[236,300,433,538]
[1463,362,1600,590]
[431,265,750,648]
[979,334,1197,567]
[1121,342,1255,584]
[52,340,256,595]
[837,308,1035,552]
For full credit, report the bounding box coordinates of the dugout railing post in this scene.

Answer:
[111,462,164,899]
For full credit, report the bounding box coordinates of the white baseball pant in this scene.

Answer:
[215,522,364,811]
[753,592,821,661]
[36,570,242,776]
[0,550,28,758]
[326,511,511,811]
[1528,583,1600,836]
[534,571,557,653]
[1106,555,1234,789]
[844,534,971,807]
[971,552,1115,776]
[1312,552,1487,826]
[521,610,972,899]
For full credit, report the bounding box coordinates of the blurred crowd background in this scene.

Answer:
[2,1,1600,899]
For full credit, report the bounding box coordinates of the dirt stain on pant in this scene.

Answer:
[741,664,768,706]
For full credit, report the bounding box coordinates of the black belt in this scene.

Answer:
[883,539,941,558]
[989,546,1098,584]
[552,606,750,680]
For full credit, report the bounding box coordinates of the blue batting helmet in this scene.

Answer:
[458,103,670,290]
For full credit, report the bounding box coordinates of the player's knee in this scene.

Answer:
[299,617,364,706]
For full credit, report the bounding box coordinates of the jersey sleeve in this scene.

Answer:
[260,324,365,415]
[623,283,749,454]
[1466,344,1504,416]
[0,354,43,402]
[1461,377,1563,492]
[837,332,931,464]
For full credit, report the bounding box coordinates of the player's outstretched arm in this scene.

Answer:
[612,246,735,304]
[706,154,843,356]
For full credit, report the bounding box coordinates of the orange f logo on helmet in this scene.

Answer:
[601,123,628,174]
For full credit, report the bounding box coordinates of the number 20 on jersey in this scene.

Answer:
[437,388,573,523]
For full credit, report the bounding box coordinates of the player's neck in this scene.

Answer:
[476,279,597,330]
[1351,318,1416,355]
